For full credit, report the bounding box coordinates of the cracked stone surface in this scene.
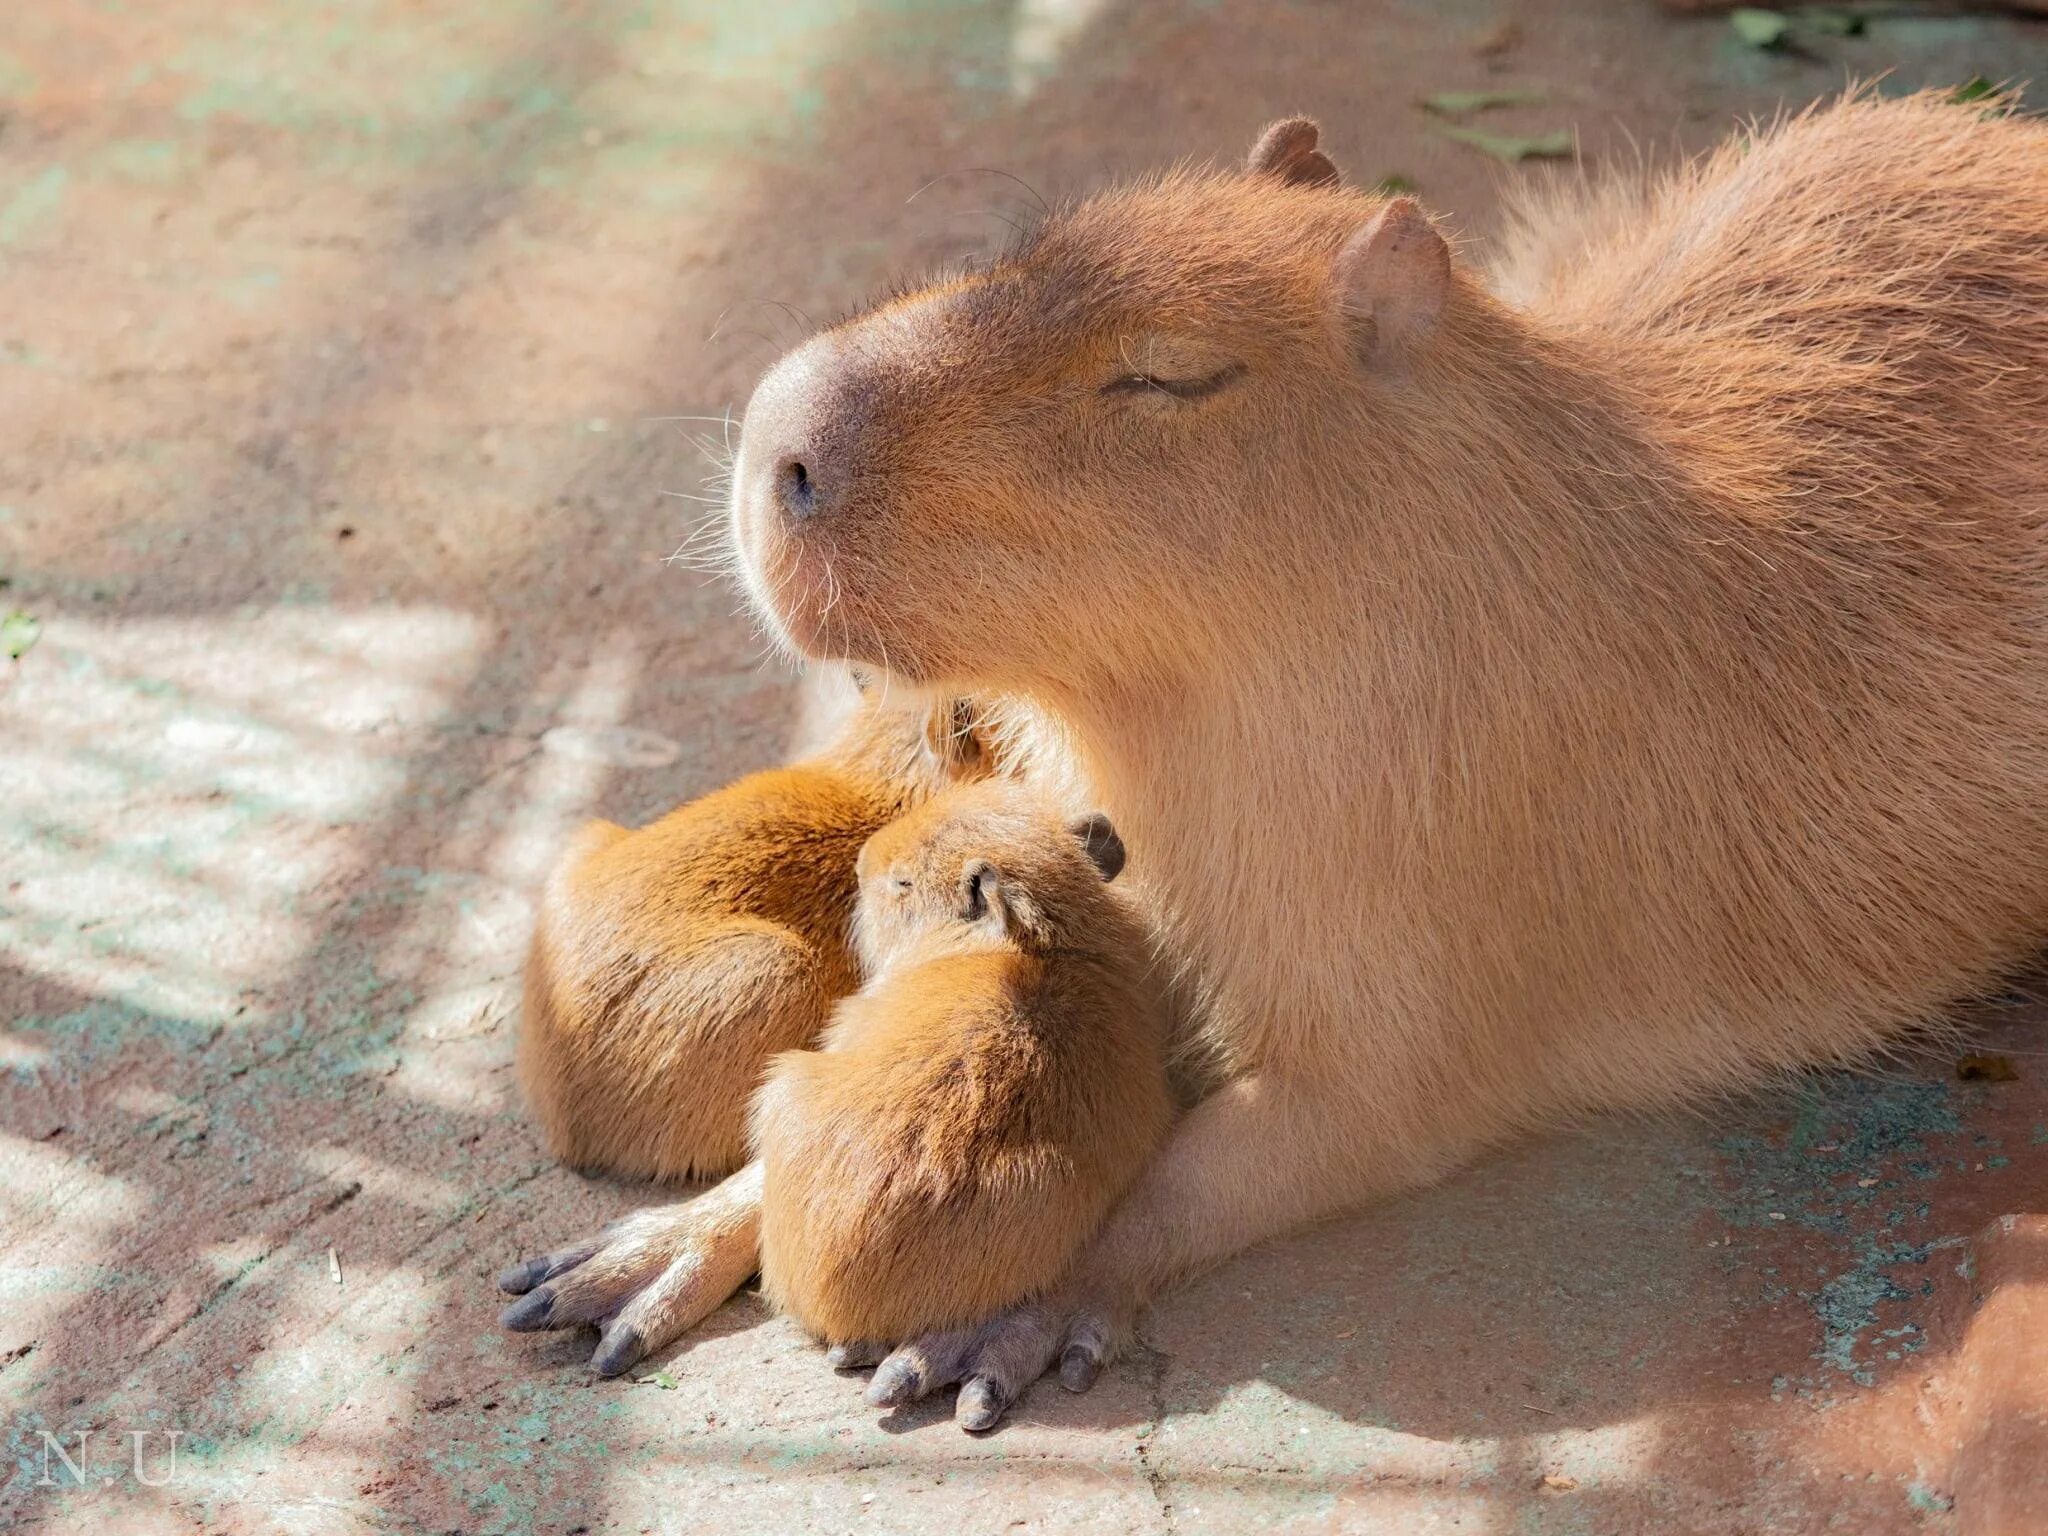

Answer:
[5,2,2048,1532]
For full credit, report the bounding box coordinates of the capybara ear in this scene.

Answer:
[958,859,1002,922]
[1333,197,1450,362]
[916,695,986,775]
[1069,812,1126,882]
[1246,117,1341,188]
[946,697,987,770]
[959,857,1048,941]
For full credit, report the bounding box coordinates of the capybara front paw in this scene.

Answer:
[850,1288,1134,1432]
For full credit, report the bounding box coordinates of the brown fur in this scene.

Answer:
[517,687,989,1181]
[751,782,1170,1343]
[501,93,2048,1397]
[729,92,2048,1307]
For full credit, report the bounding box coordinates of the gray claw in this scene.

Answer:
[827,1340,885,1371]
[497,1258,545,1294]
[866,1357,926,1407]
[956,1376,1008,1432]
[591,1323,646,1378]
[499,1288,555,1331]
[1058,1345,1101,1393]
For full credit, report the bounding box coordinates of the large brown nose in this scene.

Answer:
[740,334,847,526]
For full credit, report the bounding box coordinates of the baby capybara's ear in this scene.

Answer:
[918,696,987,775]
[1069,813,1126,882]
[1246,117,1341,188]
[958,858,1002,922]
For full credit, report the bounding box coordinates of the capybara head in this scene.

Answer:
[726,118,1458,690]
[852,780,1126,975]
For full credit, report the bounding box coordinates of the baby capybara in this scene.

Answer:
[751,782,1171,1357]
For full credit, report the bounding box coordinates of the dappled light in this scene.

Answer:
[5,1,2048,1532]
[1,608,488,1024]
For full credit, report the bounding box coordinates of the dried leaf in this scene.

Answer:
[1956,1053,2018,1083]
[1,610,39,661]
[1541,1473,1579,1492]
[1435,125,1573,164]
[1729,8,1791,49]
[1422,88,1549,116]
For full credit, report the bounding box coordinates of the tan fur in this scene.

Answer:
[517,688,989,1181]
[725,91,2048,1310]
[752,782,1171,1343]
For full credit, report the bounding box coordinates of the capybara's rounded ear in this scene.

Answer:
[1247,117,1341,188]
[921,696,986,773]
[958,858,1001,921]
[1069,812,1126,882]
[1333,197,1450,363]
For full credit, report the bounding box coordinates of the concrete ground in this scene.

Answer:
[5,1,2048,1531]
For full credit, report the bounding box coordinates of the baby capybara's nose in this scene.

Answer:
[741,335,851,527]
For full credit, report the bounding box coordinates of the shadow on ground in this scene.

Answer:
[4,2,2048,1532]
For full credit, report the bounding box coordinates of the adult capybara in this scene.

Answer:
[503,92,2048,1424]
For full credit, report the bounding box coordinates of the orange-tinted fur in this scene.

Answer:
[504,94,2048,1403]
[518,688,988,1181]
[752,782,1170,1344]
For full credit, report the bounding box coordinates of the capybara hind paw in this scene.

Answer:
[497,1165,762,1376]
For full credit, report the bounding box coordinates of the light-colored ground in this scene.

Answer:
[5,2,2048,1532]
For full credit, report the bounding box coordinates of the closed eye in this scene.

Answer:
[1099,364,1246,402]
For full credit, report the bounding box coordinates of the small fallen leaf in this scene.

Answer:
[1951,77,1996,106]
[328,1247,343,1286]
[1434,125,1573,164]
[1541,1473,1579,1492]
[634,1369,680,1390]
[1730,8,1792,49]
[1334,1327,1357,1339]
[1422,88,1549,116]
[1857,1177,1878,1188]
[2,610,40,661]
[1956,1053,2018,1082]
